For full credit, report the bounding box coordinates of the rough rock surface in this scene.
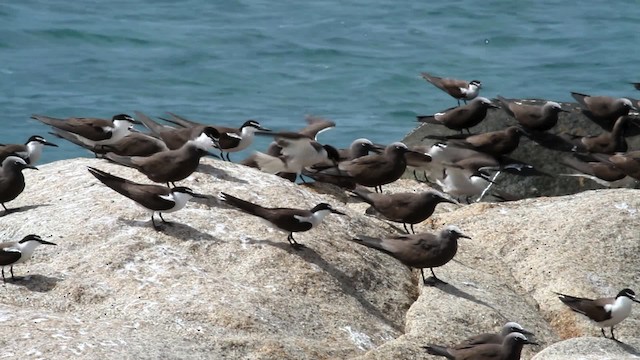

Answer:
[531,337,640,359]
[402,99,640,199]
[1,157,639,359]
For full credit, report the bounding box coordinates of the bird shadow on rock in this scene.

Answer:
[117,218,219,242]
[1,204,52,217]
[196,164,249,184]
[435,281,508,321]
[244,237,404,332]
[614,341,640,356]
[5,274,62,292]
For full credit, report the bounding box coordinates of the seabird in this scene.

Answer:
[423,332,537,360]
[349,225,470,285]
[631,82,640,91]
[556,288,640,340]
[104,132,216,186]
[436,166,494,203]
[496,96,567,132]
[31,113,139,147]
[404,145,434,181]
[421,72,482,105]
[571,92,636,128]
[250,132,341,182]
[218,192,345,249]
[162,112,269,161]
[50,130,170,158]
[456,322,535,347]
[417,97,499,134]
[351,188,455,234]
[317,142,417,193]
[88,167,207,230]
[560,115,629,154]
[427,126,527,158]
[134,111,221,150]
[0,155,38,214]
[0,234,56,282]
[591,150,640,181]
[0,135,58,164]
[559,154,626,186]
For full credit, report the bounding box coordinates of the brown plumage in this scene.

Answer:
[423,332,537,360]
[561,115,629,154]
[417,97,499,133]
[421,72,482,105]
[496,96,567,132]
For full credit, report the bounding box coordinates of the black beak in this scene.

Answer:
[258,126,271,132]
[38,239,57,246]
[370,143,386,153]
[44,141,59,147]
[130,119,143,126]
[558,108,570,113]
[519,329,535,336]
[330,208,346,215]
[524,339,539,346]
[459,234,471,239]
[631,297,640,304]
[24,164,38,171]
[191,192,210,199]
[487,103,500,109]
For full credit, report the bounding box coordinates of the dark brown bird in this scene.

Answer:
[417,97,499,133]
[88,167,207,230]
[571,92,636,129]
[456,322,534,348]
[51,129,170,158]
[603,151,640,180]
[561,115,629,154]
[442,126,526,158]
[135,111,221,150]
[219,192,345,249]
[421,72,482,106]
[0,155,38,214]
[556,288,640,340]
[496,96,567,132]
[559,155,627,186]
[423,332,537,360]
[104,132,216,186]
[352,188,455,234]
[350,225,469,285]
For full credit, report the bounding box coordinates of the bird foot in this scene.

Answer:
[290,243,306,251]
[423,277,447,286]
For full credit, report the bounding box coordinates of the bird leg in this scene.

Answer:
[477,171,502,203]
[1,267,5,283]
[422,268,447,286]
[403,223,410,234]
[225,153,232,162]
[610,327,618,341]
[220,151,226,161]
[287,233,304,250]
[151,215,160,231]
[158,213,173,226]
[410,224,415,234]
[10,266,14,280]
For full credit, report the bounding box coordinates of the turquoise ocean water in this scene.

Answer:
[2,1,640,164]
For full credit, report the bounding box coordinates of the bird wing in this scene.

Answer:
[557,293,613,322]
[32,115,113,141]
[299,115,336,139]
[0,249,21,266]
[88,167,175,210]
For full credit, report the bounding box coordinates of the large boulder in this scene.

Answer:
[402,99,640,199]
[1,157,638,359]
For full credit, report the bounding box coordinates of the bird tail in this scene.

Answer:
[351,188,375,206]
[218,192,265,216]
[349,235,387,252]
[416,115,438,123]
[160,112,202,128]
[103,153,139,169]
[422,345,455,359]
[87,167,138,198]
[31,114,64,126]
[48,129,98,153]
[133,111,167,138]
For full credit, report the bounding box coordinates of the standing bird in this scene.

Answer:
[560,115,629,154]
[87,167,208,230]
[559,155,627,186]
[417,97,499,134]
[423,332,537,360]
[31,114,139,147]
[134,111,221,150]
[571,92,636,129]
[351,189,455,234]
[350,225,470,285]
[161,112,269,161]
[219,192,345,250]
[104,132,216,186]
[496,96,567,132]
[421,72,482,106]
[555,288,640,340]
[0,155,38,214]
[592,150,640,181]
[0,135,58,164]
[0,234,56,282]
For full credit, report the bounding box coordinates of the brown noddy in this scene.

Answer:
[556,288,640,340]
[560,115,629,154]
[349,225,470,285]
[417,97,499,133]
[496,96,567,132]
[456,322,535,348]
[429,126,526,158]
[0,155,38,214]
[571,92,636,129]
[421,72,482,106]
[423,332,537,360]
[352,188,455,234]
[218,192,345,250]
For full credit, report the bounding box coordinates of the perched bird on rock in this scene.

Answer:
[555,288,640,340]
[0,135,58,164]
[0,155,38,214]
[571,92,636,129]
[456,322,535,347]
[88,167,208,230]
[219,192,345,250]
[496,96,567,132]
[421,72,482,106]
[423,332,537,360]
[350,225,469,285]
[417,97,499,134]
[0,234,56,283]
[134,111,221,150]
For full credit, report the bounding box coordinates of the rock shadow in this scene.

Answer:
[197,163,248,184]
[118,218,219,242]
[1,204,51,217]
[4,274,62,292]
[245,237,404,333]
[435,281,508,321]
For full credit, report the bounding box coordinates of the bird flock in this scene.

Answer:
[1,72,640,359]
